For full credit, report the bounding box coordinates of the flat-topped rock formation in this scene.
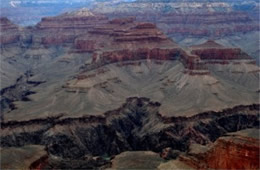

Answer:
[189,40,259,90]
[73,18,178,52]
[191,40,252,60]
[190,40,224,49]
[33,10,108,46]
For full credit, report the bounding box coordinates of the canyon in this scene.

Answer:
[0,5,259,170]
[92,0,260,61]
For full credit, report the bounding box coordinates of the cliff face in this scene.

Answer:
[73,19,177,52]
[91,48,185,65]
[178,129,259,170]
[206,136,259,169]
[0,17,20,45]
[190,40,252,61]
[160,12,259,37]
[191,48,251,60]
[32,11,108,46]
[188,40,259,90]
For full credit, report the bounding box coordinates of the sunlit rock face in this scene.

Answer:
[176,129,260,170]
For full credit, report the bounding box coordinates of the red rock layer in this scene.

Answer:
[109,17,135,25]
[151,12,258,37]
[1,12,254,74]
[108,11,258,37]
[92,48,186,64]
[179,135,259,170]
[36,15,108,30]
[74,20,174,52]
[160,12,252,25]
[180,55,207,70]
[190,40,252,61]
[206,136,259,169]
[34,14,108,46]
[191,48,251,60]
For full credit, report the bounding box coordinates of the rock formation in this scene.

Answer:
[0,7,259,169]
[93,1,259,37]
[92,0,260,59]
[191,40,251,60]
[175,129,259,170]
[0,17,20,45]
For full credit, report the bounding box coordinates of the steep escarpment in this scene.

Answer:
[170,128,260,170]
[72,18,179,53]
[33,11,108,46]
[190,40,260,90]
[160,12,259,37]
[1,98,259,162]
[0,17,21,45]
[205,136,259,169]
[191,40,251,60]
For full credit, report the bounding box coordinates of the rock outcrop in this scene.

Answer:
[33,10,108,46]
[0,17,20,45]
[191,40,252,60]
[178,128,259,170]
[73,19,178,53]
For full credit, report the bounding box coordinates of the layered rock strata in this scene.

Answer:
[175,129,260,169]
